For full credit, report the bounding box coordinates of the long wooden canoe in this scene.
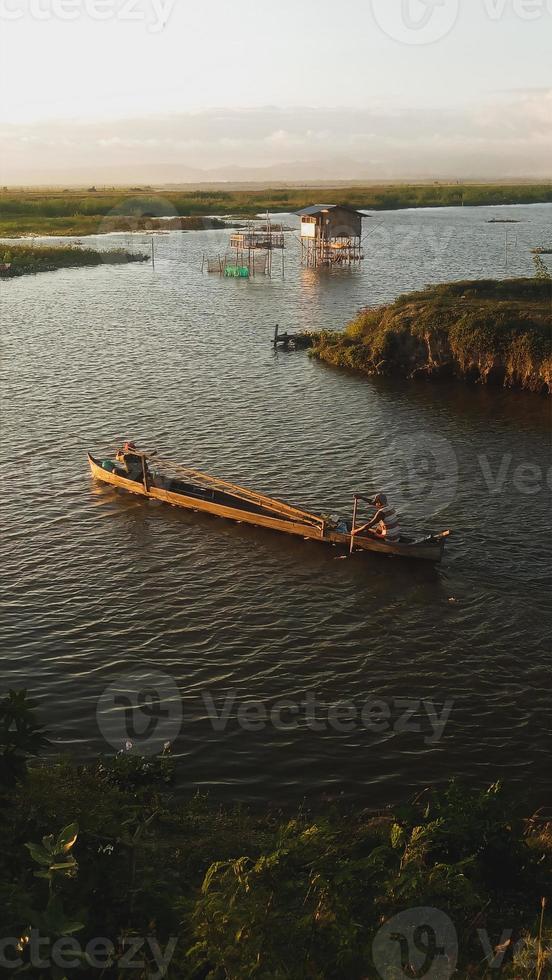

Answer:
[88,452,450,562]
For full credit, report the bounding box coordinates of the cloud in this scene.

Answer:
[1,93,551,183]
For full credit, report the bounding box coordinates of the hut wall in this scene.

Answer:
[324,207,362,239]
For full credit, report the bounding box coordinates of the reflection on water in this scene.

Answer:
[1,204,551,806]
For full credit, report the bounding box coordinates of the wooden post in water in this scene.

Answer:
[273,324,279,347]
[350,495,359,554]
[151,237,155,270]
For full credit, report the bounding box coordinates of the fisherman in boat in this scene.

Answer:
[115,441,148,483]
[354,493,401,543]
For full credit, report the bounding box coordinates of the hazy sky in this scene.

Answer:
[0,0,550,182]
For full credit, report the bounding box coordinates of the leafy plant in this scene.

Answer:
[190,783,551,978]
[0,694,550,979]
[0,689,50,788]
[25,821,80,890]
[534,254,552,281]
[18,822,89,977]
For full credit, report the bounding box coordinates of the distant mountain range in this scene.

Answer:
[8,159,551,188]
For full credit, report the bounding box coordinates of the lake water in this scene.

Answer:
[1,203,551,808]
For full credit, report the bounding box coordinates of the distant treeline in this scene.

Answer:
[0,183,551,237]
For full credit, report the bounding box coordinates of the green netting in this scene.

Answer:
[224,265,249,277]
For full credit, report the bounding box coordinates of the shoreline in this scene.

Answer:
[0,243,149,278]
[310,277,552,395]
[0,214,236,240]
[1,182,551,239]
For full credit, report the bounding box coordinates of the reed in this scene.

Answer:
[1,182,551,237]
[0,243,148,277]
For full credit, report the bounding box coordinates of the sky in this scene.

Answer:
[0,0,551,183]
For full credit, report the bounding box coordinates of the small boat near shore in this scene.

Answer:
[88,448,450,562]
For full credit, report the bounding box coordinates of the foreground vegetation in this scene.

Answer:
[312,278,552,395]
[1,691,551,978]
[1,182,551,237]
[0,243,148,277]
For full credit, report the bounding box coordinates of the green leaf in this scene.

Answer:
[390,823,404,849]
[49,858,77,871]
[59,920,85,936]
[55,822,79,854]
[24,843,52,866]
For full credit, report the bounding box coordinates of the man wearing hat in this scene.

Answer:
[353,493,401,543]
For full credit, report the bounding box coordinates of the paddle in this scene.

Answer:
[349,493,377,554]
[349,495,359,554]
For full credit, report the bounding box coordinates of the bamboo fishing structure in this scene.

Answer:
[204,215,286,278]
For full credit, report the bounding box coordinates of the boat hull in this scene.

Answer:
[88,454,447,562]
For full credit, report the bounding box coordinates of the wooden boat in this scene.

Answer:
[88,450,450,562]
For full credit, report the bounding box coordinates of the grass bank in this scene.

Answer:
[1,182,551,237]
[2,691,551,978]
[311,278,552,395]
[0,243,149,277]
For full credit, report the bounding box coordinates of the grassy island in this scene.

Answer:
[0,243,149,278]
[1,691,551,978]
[312,278,552,395]
[1,182,551,237]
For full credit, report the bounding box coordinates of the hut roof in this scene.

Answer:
[296,204,365,217]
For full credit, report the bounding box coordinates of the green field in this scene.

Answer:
[1,182,551,237]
